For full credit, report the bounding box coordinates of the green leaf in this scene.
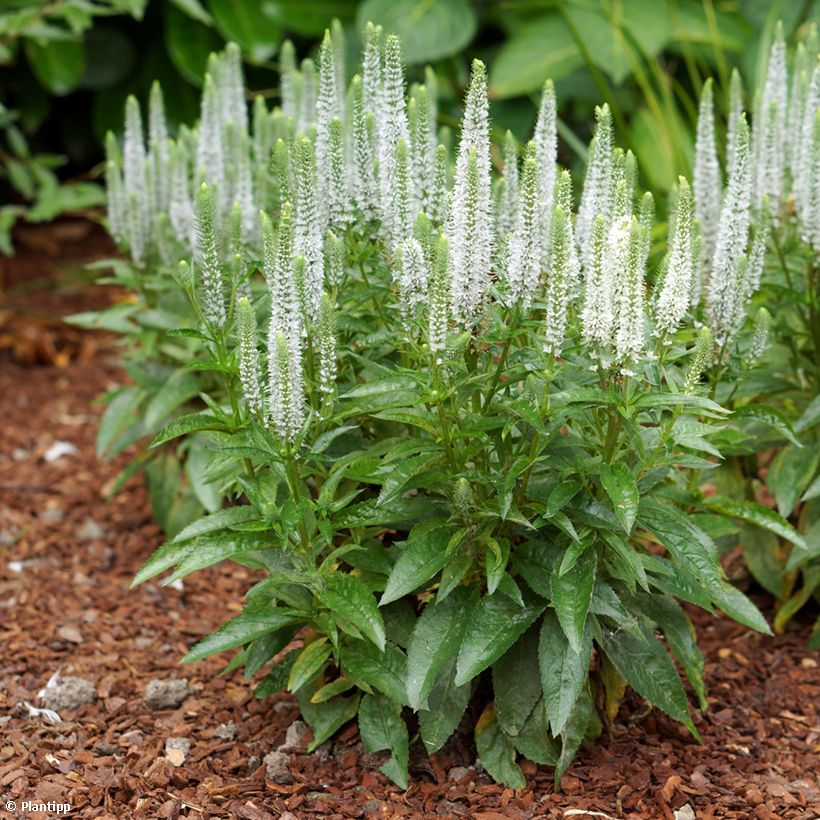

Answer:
[169,0,213,24]
[731,405,802,447]
[297,683,360,751]
[25,38,85,95]
[707,581,772,635]
[97,387,142,457]
[358,693,409,789]
[171,505,257,542]
[244,627,294,679]
[150,411,226,447]
[490,13,581,99]
[514,699,559,766]
[455,594,544,686]
[767,444,819,518]
[273,1,357,35]
[311,677,355,703]
[406,586,476,710]
[551,545,596,653]
[145,371,201,430]
[288,638,332,693]
[341,640,408,705]
[740,523,783,597]
[599,462,639,534]
[554,686,594,788]
[418,656,471,754]
[254,652,296,699]
[702,496,806,549]
[795,395,820,433]
[786,520,820,571]
[356,0,476,64]
[376,452,439,507]
[538,609,593,737]
[164,4,221,85]
[492,626,541,737]
[318,573,386,651]
[208,0,280,62]
[596,622,697,736]
[474,705,525,789]
[183,601,299,663]
[379,520,456,605]
[545,481,581,517]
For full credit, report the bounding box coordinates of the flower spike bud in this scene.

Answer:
[378,35,410,235]
[232,127,257,242]
[395,236,428,323]
[126,190,147,266]
[174,259,195,291]
[195,74,224,192]
[743,307,770,369]
[316,30,340,226]
[318,293,337,396]
[168,140,194,246]
[267,328,304,442]
[428,234,450,359]
[726,68,744,179]
[745,197,770,297]
[533,80,558,260]
[581,213,613,350]
[351,75,378,219]
[280,40,299,119]
[383,137,413,246]
[654,177,694,336]
[497,131,519,238]
[271,137,292,208]
[796,86,820,249]
[194,183,226,327]
[506,144,541,307]
[613,218,647,373]
[294,136,325,320]
[693,78,721,266]
[331,19,346,115]
[543,203,579,357]
[327,116,350,227]
[298,58,317,132]
[707,114,751,343]
[105,159,126,245]
[221,42,247,133]
[429,143,449,224]
[447,60,493,325]
[236,296,264,417]
[577,104,613,261]
[752,21,787,207]
[683,327,714,392]
[123,95,147,200]
[410,84,435,212]
[362,22,383,125]
[325,230,345,287]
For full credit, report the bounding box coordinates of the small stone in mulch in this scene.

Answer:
[165,737,191,767]
[56,624,83,644]
[674,807,696,820]
[40,506,64,524]
[263,750,294,785]
[94,741,117,756]
[42,677,97,711]
[280,719,309,751]
[77,517,104,540]
[448,766,470,782]
[144,678,191,710]
[214,721,236,741]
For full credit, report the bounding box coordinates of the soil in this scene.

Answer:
[1,222,819,819]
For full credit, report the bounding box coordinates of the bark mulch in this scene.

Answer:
[0,225,818,819]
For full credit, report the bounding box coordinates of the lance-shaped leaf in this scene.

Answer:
[358,693,409,789]
[551,545,596,653]
[599,462,639,533]
[317,573,386,651]
[474,705,526,789]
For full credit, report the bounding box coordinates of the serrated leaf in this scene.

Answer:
[514,698,559,765]
[702,496,806,549]
[406,586,476,710]
[288,638,332,693]
[455,594,544,686]
[380,520,455,605]
[599,462,639,534]
[296,683,360,752]
[551,545,596,653]
[358,692,409,788]
[731,405,802,447]
[554,686,594,787]
[767,445,819,518]
[418,656,471,754]
[538,609,593,737]
[341,640,408,705]
[474,705,526,789]
[244,627,294,679]
[318,573,385,651]
[492,626,541,737]
[150,411,226,447]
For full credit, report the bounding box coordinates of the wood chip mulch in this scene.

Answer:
[0,229,818,819]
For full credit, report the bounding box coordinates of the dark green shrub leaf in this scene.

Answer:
[341,640,408,705]
[358,693,409,789]
[554,686,595,787]
[288,638,332,693]
[318,573,386,651]
[297,683,361,752]
[551,545,596,653]
[702,496,806,549]
[599,462,639,534]
[514,699,559,765]
[492,625,541,737]
[474,705,525,789]
[418,657,471,754]
[767,444,819,518]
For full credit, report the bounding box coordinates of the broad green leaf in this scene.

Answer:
[740,523,784,597]
[702,496,806,549]
[596,622,697,736]
[554,686,594,787]
[318,573,385,651]
[600,530,649,592]
[254,652,296,699]
[25,38,85,95]
[599,462,639,534]
[538,609,593,737]
[551,545,596,653]
[492,626,541,737]
[150,411,226,447]
[356,0,476,63]
[169,0,213,24]
[455,594,544,686]
[164,4,221,85]
[767,445,819,518]
[273,1,356,35]
[244,627,294,679]
[297,683,360,751]
[406,586,476,710]
[311,677,355,703]
[173,510,256,553]
[183,602,299,663]
[341,640,407,705]
[795,395,820,433]
[514,699,559,766]
[288,638,332,693]
[358,693,409,789]
[786,520,820,571]
[376,452,439,507]
[731,405,801,446]
[380,520,456,605]
[545,481,582,517]
[208,0,280,62]
[511,540,561,599]
[97,387,142,457]
[418,657,471,754]
[490,13,581,98]
[708,581,772,634]
[475,705,525,789]
[144,371,200,429]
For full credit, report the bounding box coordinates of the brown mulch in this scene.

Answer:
[1,224,819,820]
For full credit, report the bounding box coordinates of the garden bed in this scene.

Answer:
[0,232,818,819]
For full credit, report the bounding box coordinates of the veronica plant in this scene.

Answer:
[690,23,819,646]
[99,25,794,789]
